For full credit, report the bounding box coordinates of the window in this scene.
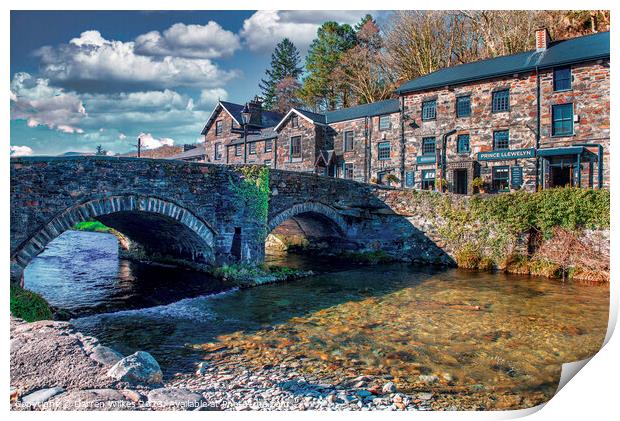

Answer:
[343,163,354,179]
[378,142,391,160]
[379,115,391,130]
[214,143,222,160]
[422,99,437,120]
[422,137,436,155]
[492,166,510,192]
[215,120,223,136]
[290,136,302,159]
[553,67,572,91]
[264,139,273,152]
[405,171,415,188]
[291,115,299,128]
[493,130,509,150]
[344,131,354,152]
[234,144,242,156]
[457,134,470,154]
[421,170,436,190]
[264,159,272,166]
[456,96,471,117]
[552,103,574,136]
[492,89,510,113]
[249,142,256,155]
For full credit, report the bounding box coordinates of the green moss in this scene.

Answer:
[229,166,270,239]
[528,259,562,278]
[340,250,394,265]
[72,220,111,233]
[10,284,53,322]
[454,243,482,269]
[212,263,310,286]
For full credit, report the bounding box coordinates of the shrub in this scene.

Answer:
[72,220,111,233]
[504,254,530,275]
[10,284,53,322]
[454,243,482,269]
[528,259,561,278]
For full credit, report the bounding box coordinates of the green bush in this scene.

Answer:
[10,284,53,322]
[72,220,111,233]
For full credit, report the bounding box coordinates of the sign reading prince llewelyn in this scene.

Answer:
[477,148,536,161]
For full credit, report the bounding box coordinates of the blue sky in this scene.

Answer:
[10,10,379,156]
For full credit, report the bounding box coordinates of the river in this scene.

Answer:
[24,230,609,407]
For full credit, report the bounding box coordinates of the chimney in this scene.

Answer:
[535,28,551,52]
[248,96,263,126]
[183,144,197,152]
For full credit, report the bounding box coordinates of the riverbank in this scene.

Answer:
[10,315,545,411]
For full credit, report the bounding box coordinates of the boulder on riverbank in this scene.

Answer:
[107,351,163,385]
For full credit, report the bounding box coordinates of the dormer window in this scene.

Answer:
[215,120,223,136]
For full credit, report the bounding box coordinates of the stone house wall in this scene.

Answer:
[203,107,240,164]
[275,114,325,172]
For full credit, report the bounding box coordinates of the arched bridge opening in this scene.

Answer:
[11,195,217,283]
[265,202,358,258]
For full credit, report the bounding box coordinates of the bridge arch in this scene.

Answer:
[11,195,217,281]
[268,202,348,235]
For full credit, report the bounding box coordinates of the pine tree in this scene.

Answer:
[259,39,303,111]
[300,22,357,111]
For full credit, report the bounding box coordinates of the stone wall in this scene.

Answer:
[274,115,323,172]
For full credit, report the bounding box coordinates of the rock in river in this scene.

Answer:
[107,351,163,385]
[382,381,397,394]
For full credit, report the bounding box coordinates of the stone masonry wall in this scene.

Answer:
[275,115,322,172]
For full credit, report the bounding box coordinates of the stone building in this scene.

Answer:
[178,29,609,194]
[396,29,609,193]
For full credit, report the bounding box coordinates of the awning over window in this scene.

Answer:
[537,146,598,161]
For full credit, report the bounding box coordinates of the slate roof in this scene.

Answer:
[396,31,610,94]
[168,144,207,160]
[315,149,335,167]
[201,101,285,135]
[325,99,400,123]
[229,128,278,145]
[296,108,327,125]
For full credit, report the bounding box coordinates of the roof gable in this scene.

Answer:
[274,108,326,131]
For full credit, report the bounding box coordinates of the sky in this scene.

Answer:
[10,10,382,156]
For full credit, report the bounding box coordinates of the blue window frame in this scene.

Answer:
[343,163,354,179]
[377,142,391,160]
[493,130,509,150]
[234,144,242,156]
[552,103,574,136]
[422,137,436,155]
[492,166,510,192]
[405,171,415,188]
[456,96,471,117]
[457,134,470,154]
[264,139,273,152]
[492,89,510,113]
[379,115,391,130]
[249,142,256,154]
[553,67,572,91]
[421,170,436,190]
[422,99,436,121]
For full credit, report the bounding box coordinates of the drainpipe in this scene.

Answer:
[535,66,541,190]
[441,129,457,192]
[273,137,278,169]
[399,96,406,188]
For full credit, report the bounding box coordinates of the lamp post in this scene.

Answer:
[241,103,251,164]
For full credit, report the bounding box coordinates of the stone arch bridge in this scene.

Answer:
[10,157,452,282]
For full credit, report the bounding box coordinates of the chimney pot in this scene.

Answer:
[535,28,551,52]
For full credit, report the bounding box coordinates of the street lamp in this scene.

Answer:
[241,103,251,164]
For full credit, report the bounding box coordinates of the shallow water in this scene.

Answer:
[24,230,609,403]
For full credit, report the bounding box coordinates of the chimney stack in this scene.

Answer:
[248,96,263,126]
[535,28,551,52]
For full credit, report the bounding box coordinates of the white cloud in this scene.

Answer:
[137,132,175,150]
[10,145,33,157]
[35,30,239,91]
[240,10,373,53]
[10,72,86,133]
[135,22,240,59]
[199,88,228,107]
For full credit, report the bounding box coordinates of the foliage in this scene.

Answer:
[10,284,53,322]
[95,145,107,156]
[72,220,111,233]
[229,166,270,238]
[472,177,485,188]
[212,263,308,286]
[300,21,357,111]
[259,38,303,111]
[274,76,303,113]
[340,250,394,265]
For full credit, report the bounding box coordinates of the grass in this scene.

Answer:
[211,263,310,286]
[10,284,53,322]
[72,220,111,233]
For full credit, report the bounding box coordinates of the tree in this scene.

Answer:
[95,145,107,156]
[259,39,303,111]
[337,17,394,104]
[300,22,357,111]
[275,76,303,113]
